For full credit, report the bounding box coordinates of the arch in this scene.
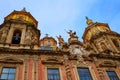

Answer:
[12,29,21,44]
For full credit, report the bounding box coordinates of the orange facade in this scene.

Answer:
[0,9,120,80]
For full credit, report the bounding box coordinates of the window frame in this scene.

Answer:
[73,65,96,80]
[0,64,19,80]
[44,65,63,80]
[47,68,60,80]
[0,67,17,80]
[48,41,51,46]
[106,71,119,80]
[77,67,93,80]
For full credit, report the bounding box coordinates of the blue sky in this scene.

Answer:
[0,0,120,42]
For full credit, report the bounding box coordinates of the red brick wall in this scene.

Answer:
[116,68,120,78]
[91,62,101,80]
[28,59,33,80]
[38,59,44,80]
[18,64,23,80]
[61,65,67,80]
[69,61,76,80]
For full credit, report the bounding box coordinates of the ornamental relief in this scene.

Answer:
[25,28,32,45]
[72,60,90,67]
[0,56,23,64]
[0,27,9,43]
[42,56,63,64]
[69,45,92,65]
[99,60,117,67]
[23,25,40,46]
[40,55,63,63]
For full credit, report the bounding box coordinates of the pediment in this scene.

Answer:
[99,60,116,67]
[0,56,23,64]
[42,56,63,64]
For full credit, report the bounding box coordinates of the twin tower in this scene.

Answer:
[0,8,120,80]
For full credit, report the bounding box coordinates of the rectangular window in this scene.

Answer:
[107,71,119,80]
[47,68,60,80]
[77,68,92,80]
[0,67,16,80]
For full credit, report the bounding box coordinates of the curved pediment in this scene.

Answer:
[42,56,63,64]
[0,56,23,64]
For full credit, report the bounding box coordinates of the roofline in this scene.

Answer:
[4,10,38,26]
[82,22,110,42]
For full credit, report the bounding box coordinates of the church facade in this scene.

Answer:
[0,9,120,80]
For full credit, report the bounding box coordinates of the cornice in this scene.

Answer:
[0,47,69,56]
[89,52,120,60]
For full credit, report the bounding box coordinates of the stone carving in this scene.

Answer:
[25,29,32,45]
[63,55,72,80]
[67,30,76,38]
[100,60,116,67]
[42,56,63,64]
[69,45,90,63]
[56,35,64,47]
[0,27,9,43]
[32,35,38,44]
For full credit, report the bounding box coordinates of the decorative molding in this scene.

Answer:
[99,60,117,67]
[0,56,23,64]
[42,56,63,64]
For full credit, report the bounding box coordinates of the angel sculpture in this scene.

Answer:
[56,35,64,47]
[67,30,76,38]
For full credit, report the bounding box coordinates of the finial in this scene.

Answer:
[86,16,89,20]
[86,16,93,25]
[45,34,49,37]
[21,7,26,12]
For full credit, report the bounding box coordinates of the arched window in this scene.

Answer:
[48,41,51,46]
[42,41,44,46]
[12,30,21,44]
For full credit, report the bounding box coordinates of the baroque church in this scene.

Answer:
[0,8,120,80]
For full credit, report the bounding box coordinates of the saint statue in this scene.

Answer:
[0,27,9,43]
[57,35,64,47]
[67,30,76,38]
[25,29,32,45]
[32,35,38,44]
[57,35,64,43]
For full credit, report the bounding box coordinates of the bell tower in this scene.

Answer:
[82,17,120,53]
[0,8,40,49]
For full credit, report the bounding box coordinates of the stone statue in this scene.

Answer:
[67,30,76,38]
[25,29,32,45]
[56,35,64,47]
[0,27,9,43]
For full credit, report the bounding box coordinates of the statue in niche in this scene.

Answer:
[25,29,32,45]
[0,27,9,43]
[32,35,38,44]
[56,35,64,47]
[67,30,76,38]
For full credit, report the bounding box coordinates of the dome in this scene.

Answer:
[82,18,111,43]
[4,8,38,27]
[39,34,57,50]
